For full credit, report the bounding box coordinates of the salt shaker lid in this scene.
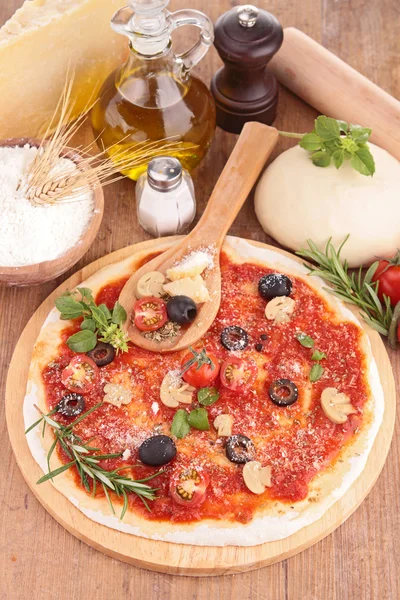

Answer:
[214,4,283,64]
[147,156,182,192]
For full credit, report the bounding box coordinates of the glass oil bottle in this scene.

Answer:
[92,0,216,180]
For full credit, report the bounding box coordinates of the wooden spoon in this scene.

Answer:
[119,122,279,352]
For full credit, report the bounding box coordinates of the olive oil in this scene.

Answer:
[92,0,216,180]
[92,60,216,180]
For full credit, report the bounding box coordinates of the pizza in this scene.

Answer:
[24,236,384,546]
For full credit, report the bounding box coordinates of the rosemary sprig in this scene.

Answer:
[296,236,395,343]
[26,403,162,518]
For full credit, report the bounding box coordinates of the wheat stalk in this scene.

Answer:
[25,73,198,206]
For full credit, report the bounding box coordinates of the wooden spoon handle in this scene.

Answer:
[191,123,279,244]
[269,27,400,161]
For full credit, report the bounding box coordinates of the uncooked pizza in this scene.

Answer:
[24,237,383,546]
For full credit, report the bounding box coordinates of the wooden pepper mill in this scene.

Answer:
[211,5,283,134]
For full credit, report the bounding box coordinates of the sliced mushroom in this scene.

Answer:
[160,371,195,408]
[265,296,295,323]
[103,383,133,408]
[243,461,272,494]
[213,414,234,437]
[136,271,165,298]
[321,387,357,424]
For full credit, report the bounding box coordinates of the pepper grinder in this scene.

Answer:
[211,5,283,134]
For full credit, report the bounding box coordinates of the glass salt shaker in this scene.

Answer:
[136,157,196,237]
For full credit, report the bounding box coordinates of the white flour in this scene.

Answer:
[0,144,94,267]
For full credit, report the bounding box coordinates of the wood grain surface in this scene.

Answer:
[1,0,399,598]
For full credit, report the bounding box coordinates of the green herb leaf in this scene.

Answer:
[98,304,112,321]
[197,387,219,407]
[350,146,375,176]
[91,305,109,329]
[299,132,321,152]
[55,295,84,320]
[77,287,95,304]
[311,350,327,361]
[314,115,341,141]
[310,363,324,382]
[278,117,375,177]
[171,409,190,439]
[296,333,315,348]
[332,149,344,169]
[188,408,210,431]
[66,329,97,353]
[112,301,127,325]
[349,125,372,144]
[81,318,96,332]
[311,150,331,167]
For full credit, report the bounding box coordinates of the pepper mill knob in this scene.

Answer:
[211,4,283,134]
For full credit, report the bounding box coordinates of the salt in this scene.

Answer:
[0,145,94,267]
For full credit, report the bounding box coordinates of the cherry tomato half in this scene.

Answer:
[372,255,400,306]
[181,349,220,387]
[133,297,167,332]
[61,356,99,394]
[169,467,210,507]
[220,356,257,390]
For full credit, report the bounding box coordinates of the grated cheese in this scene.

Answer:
[0,145,94,266]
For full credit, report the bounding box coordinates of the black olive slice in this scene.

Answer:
[139,435,177,466]
[220,326,249,351]
[166,295,198,324]
[86,342,115,367]
[56,393,85,417]
[269,379,299,407]
[225,435,255,464]
[258,273,292,300]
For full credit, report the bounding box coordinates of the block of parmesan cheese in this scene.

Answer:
[163,275,210,304]
[0,0,127,139]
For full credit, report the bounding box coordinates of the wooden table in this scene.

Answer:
[1,1,399,598]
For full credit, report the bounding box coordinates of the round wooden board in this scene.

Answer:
[5,236,396,577]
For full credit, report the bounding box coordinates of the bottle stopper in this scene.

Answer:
[211,5,283,133]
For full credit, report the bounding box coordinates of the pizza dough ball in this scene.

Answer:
[255,143,400,267]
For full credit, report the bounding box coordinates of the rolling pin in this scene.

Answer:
[269,28,400,161]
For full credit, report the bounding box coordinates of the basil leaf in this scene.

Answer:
[310,363,324,382]
[311,350,327,361]
[91,305,109,329]
[66,330,97,353]
[337,120,349,133]
[112,301,127,325]
[332,149,344,169]
[81,318,96,332]
[296,333,314,348]
[98,304,112,321]
[351,146,375,177]
[349,125,371,144]
[77,287,95,304]
[314,116,341,141]
[311,151,331,168]
[198,387,219,407]
[55,295,84,320]
[299,132,321,152]
[171,409,190,439]
[188,408,210,431]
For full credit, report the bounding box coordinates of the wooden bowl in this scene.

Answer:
[0,138,104,286]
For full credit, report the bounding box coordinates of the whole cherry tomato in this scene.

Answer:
[181,347,220,388]
[372,252,400,306]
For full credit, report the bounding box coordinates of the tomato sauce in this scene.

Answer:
[41,253,370,524]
